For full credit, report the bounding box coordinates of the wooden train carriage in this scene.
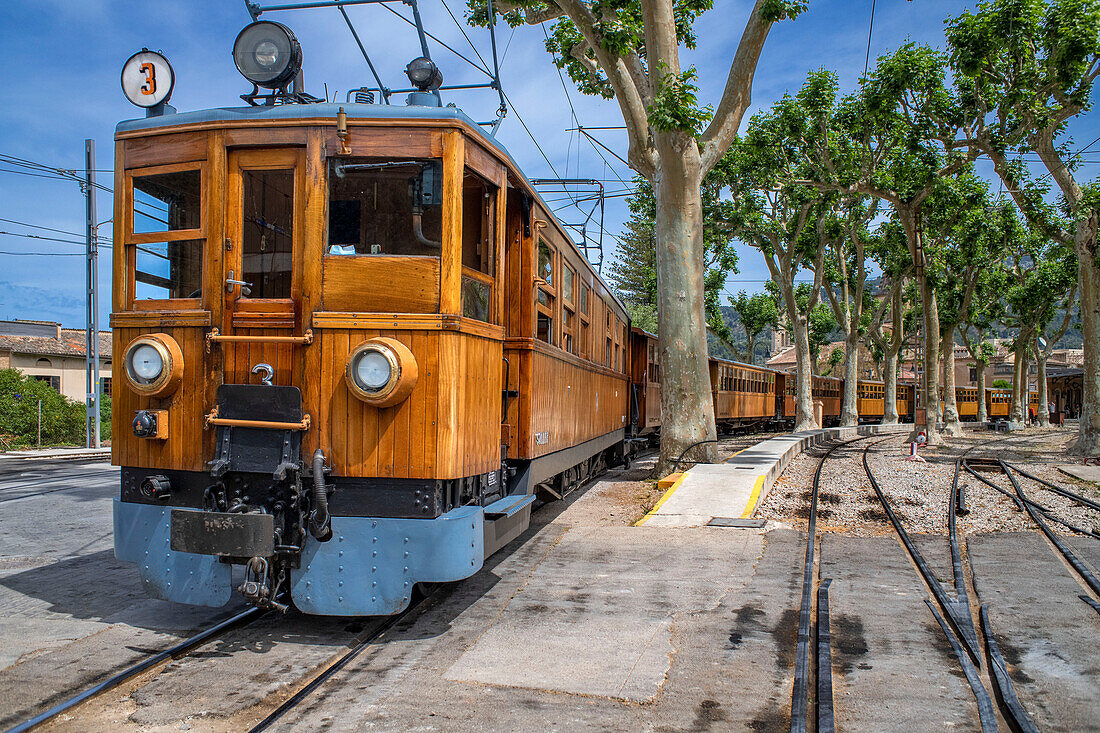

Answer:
[855,379,886,421]
[782,373,845,425]
[110,103,628,616]
[987,387,1013,418]
[628,328,661,436]
[711,358,778,428]
[956,386,981,420]
[896,382,915,422]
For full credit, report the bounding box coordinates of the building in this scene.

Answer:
[0,320,112,402]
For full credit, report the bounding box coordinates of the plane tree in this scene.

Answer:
[943,0,1100,450]
[866,221,912,425]
[924,173,1002,436]
[471,0,806,468]
[729,290,781,364]
[822,197,879,425]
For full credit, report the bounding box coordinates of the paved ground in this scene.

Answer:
[1,450,1097,732]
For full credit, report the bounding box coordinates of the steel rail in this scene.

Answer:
[979,606,1039,733]
[1002,461,1100,512]
[952,461,1039,733]
[1000,460,1100,597]
[790,436,862,733]
[815,579,835,733]
[924,600,998,733]
[862,442,982,664]
[249,590,434,732]
[5,607,262,733]
[961,462,1100,539]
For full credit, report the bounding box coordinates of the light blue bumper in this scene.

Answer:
[114,499,485,615]
[290,506,484,616]
[113,499,233,607]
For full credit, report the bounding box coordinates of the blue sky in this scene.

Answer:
[0,0,1096,328]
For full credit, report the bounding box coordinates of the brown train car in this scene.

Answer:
[710,358,779,430]
[956,386,981,420]
[987,388,1013,418]
[856,379,886,421]
[896,382,915,422]
[628,328,661,438]
[110,100,629,617]
[782,374,845,425]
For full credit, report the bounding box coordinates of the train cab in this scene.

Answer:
[110,89,629,615]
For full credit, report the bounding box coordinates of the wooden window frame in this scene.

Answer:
[562,263,576,354]
[535,237,557,346]
[124,160,208,311]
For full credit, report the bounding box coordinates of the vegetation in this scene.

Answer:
[0,369,109,448]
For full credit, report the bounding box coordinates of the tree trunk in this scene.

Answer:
[776,280,817,432]
[976,361,988,423]
[1071,210,1100,454]
[918,275,942,442]
[882,346,899,425]
[654,142,717,472]
[1036,347,1050,428]
[840,333,859,426]
[941,327,963,437]
[1009,336,1028,426]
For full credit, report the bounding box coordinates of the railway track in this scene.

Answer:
[0,468,118,504]
[788,434,870,733]
[4,607,262,733]
[857,428,1098,733]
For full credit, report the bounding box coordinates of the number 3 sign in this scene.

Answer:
[121,49,174,108]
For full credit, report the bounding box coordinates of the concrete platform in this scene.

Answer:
[640,424,912,528]
[1056,463,1100,485]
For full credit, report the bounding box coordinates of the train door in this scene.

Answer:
[221,148,308,387]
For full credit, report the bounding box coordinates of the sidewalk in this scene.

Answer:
[638,423,912,528]
[0,446,111,461]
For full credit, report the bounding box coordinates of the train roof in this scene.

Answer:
[116,101,628,315]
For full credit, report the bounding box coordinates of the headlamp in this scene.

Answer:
[123,334,183,398]
[405,57,443,92]
[345,338,418,407]
[233,21,303,89]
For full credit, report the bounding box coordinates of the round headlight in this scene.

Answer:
[233,21,302,89]
[130,344,164,384]
[355,350,392,392]
[123,334,183,398]
[345,338,418,407]
[405,56,443,92]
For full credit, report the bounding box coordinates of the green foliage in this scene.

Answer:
[993,378,1013,388]
[647,63,713,134]
[607,176,739,340]
[824,346,844,376]
[0,369,88,447]
[730,289,781,363]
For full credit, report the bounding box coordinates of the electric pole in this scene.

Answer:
[85,139,101,449]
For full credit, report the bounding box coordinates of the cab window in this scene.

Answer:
[326,158,442,257]
[460,171,496,322]
[129,164,205,303]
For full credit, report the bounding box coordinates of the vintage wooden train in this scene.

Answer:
[110,25,1032,617]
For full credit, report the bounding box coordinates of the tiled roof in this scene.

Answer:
[0,329,112,360]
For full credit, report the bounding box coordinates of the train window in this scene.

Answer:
[326,158,442,257]
[579,283,589,315]
[606,336,612,367]
[563,266,575,304]
[462,277,491,321]
[133,168,201,235]
[537,239,554,289]
[537,311,554,344]
[134,239,204,300]
[462,171,495,275]
[563,308,575,354]
[241,168,294,299]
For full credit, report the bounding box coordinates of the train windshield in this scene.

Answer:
[327,158,442,257]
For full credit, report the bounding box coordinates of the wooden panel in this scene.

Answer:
[225,127,309,147]
[124,131,208,169]
[322,127,441,159]
[321,256,440,313]
[513,343,629,459]
[465,140,504,183]
[112,326,206,471]
[440,130,464,315]
[318,329,500,479]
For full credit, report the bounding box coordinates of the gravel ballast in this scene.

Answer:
[758,427,1097,537]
